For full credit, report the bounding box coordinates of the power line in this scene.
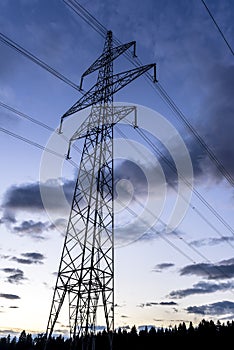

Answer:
[64,0,234,246]
[116,174,234,282]
[0,0,232,267]
[126,196,234,281]
[0,101,54,132]
[1,124,232,282]
[1,2,232,187]
[2,125,229,282]
[201,0,234,56]
[1,116,224,285]
[115,124,234,247]
[0,126,78,169]
[63,0,107,37]
[64,0,234,188]
[0,100,83,155]
[135,127,234,237]
[0,32,83,92]
[115,125,234,281]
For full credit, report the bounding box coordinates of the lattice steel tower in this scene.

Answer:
[46,31,156,346]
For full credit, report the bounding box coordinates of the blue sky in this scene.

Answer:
[0,0,234,337]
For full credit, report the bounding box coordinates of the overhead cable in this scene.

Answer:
[201,0,234,56]
[63,0,234,187]
[0,32,82,92]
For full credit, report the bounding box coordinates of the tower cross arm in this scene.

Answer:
[60,63,156,127]
[80,41,136,86]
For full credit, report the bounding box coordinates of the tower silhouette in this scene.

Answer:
[45,31,156,348]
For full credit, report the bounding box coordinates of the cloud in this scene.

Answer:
[137,301,177,308]
[13,220,50,232]
[169,281,234,299]
[0,254,10,260]
[152,262,174,272]
[114,159,148,199]
[1,179,75,213]
[0,252,46,265]
[2,216,66,240]
[0,293,20,300]
[1,268,26,284]
[186,63,234,183]
[11,252,45,265]
[190,236,234,247]
[179,258,234,280]
[21,252,44,260]
[0,179,72,239]
[159,301,177,305]
[186,300,234,316]
[90,2,234,187]
[11,219,55,239]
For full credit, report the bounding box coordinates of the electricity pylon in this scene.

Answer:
[45,31,156,348]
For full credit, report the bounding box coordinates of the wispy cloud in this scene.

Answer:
[169,281,234,299]
[1,268,26,284]
[179,258,234,280]
[13,220,52,233]
[190,236,234,247]
[11,252,45,265]
[186,300,234,316]
[0,293,20,300]
[1,215,66,240]
[137,301,177,308]
[152,262,174,272]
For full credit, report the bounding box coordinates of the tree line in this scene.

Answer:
[0,319,233,349]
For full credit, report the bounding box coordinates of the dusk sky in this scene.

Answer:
[0,0,234,337]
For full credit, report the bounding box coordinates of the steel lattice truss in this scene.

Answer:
[46,31,156,347]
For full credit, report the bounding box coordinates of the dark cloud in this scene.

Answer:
[169,281,234,299]
[0,180,73,239]
[187,63,234,183]
[180,258,234,280]
[12,220,55,239]
[8,271,25,284]
[1,268,26,284]
[117,63,234,189]
[137,301,177,308]
[159,301,177,306]
[11,251,45,265]
[0,252,45,265]
[186,300,234,316]
[2,217,65,240]
[190,236,234,247]
[2,182,44,211]
[22,252,45,261]
[152,262,174,272]
[13,220,49,232]
[0,293,20,300]
[1,179,75,213]
[1,268,19,274]
[114,159,148,199]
